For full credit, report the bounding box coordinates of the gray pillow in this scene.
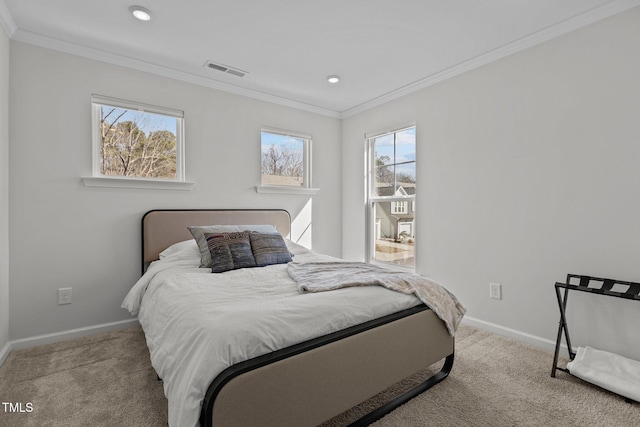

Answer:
[188,224,277,268]
[249,232,293,267]
[204,231,256,273]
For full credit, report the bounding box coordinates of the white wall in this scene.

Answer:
[0,21,10,355]
[343,8,640,360]
[8,42,342,340]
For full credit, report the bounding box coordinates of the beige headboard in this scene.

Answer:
[141,209,291,270]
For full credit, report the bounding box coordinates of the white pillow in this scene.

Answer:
[284,239,311,256]
[159,239,200,260]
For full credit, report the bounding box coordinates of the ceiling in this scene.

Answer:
[1,0,637,117]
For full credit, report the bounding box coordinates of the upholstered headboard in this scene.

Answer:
[141,209,291,272]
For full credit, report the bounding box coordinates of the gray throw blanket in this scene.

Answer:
[287,262,466,336]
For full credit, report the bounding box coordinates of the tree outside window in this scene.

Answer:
[261,129,310,188]
[91,95,185,181]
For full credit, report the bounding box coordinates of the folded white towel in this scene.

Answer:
[567,346,640,402]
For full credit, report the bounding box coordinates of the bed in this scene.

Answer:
[124,209,460,427]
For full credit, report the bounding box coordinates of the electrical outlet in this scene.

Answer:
[58,288,72,305]
[489,282,502,300]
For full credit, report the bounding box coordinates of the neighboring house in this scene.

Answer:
[375,185,415,241]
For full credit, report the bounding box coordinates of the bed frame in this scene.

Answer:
[141,209,454,427]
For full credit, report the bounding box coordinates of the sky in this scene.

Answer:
[261,131,304,152]
[374,127,416,164]
[101,107,177,135]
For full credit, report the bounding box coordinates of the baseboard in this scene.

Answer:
[8,318,140,352]
[2,316,565,369]
[462,316,567,354]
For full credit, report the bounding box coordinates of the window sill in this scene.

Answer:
[256,185,319,195]
[82,176,195,191]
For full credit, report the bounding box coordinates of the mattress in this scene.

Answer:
[122,239,423,427]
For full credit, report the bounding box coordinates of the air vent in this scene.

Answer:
[204,61,248,78]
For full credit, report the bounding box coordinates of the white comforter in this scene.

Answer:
[122,240,423,427]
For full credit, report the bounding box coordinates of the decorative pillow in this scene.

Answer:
[188,224,278,268]
[250,232,293,267]
[205,231,256,273]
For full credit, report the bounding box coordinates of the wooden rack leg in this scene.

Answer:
[551,285,573,377]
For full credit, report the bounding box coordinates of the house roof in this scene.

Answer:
[375,185,416,197]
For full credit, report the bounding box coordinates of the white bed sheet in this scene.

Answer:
[123,240,422,427]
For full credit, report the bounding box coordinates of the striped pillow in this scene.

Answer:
[189,224,278,268]
[249,232,292,267]
[205,231,257,273]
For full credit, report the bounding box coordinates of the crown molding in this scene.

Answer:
[341,0,640,118]
[5,0,639,119]
[0,0,16,38]
[10,28,342,119]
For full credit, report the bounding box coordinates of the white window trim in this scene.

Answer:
[256,126,318,195]
[256,185,319,195]
[82,94,192,190]
[366,123,416,271]
[82,176,195,190]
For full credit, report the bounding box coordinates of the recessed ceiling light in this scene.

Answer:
[129,6,152,21]
[327,75,341,84]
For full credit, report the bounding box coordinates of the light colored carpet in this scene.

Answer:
[0,324,637,426]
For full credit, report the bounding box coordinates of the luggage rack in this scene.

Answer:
[551,273,640,403]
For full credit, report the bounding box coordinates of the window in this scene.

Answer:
[88,95,186,186]
[367,126,416,268]
[392,200,408,215]
[258,127,316,194]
